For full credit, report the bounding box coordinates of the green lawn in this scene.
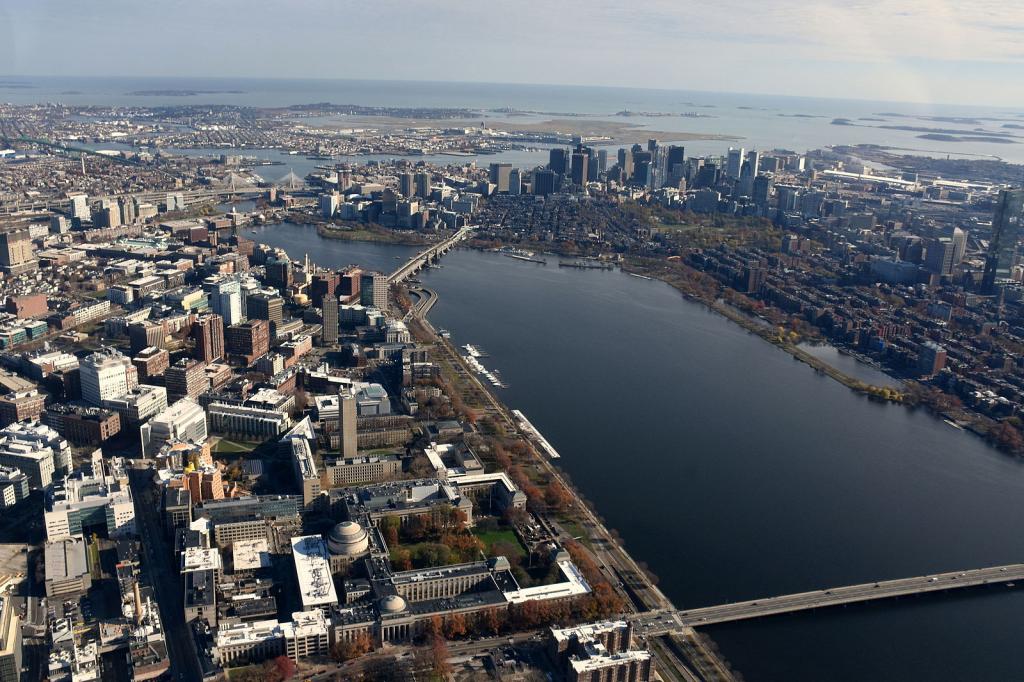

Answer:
[212,438,255,454]
[473,527,527,560]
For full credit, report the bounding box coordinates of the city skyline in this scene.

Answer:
[2,0,1024,107]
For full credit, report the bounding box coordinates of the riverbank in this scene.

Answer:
[622,256,1020,454]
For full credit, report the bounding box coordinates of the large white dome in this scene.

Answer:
[379,595,407,613]
[327,521,369,557]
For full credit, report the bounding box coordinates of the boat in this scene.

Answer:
[943,418,964,430]
[504,253,547,264]
[628,272,654,280]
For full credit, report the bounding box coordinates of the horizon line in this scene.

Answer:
[1,73,1019,112]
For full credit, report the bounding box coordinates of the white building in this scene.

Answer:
[44,453,135,540]
[140,398,208,456]
[103,384,168,427]
[207,402,290,441]
[80,349,138,406]
[208,277,243,326]
[0,422,72,488]
[291,535,338,610]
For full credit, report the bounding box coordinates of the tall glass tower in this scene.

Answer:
[982,188,1024,293]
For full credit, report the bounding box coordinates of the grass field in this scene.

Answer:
[212,438,255,454]
[472,527,527,560]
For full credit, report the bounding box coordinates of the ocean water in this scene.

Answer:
[3,76,1023,163]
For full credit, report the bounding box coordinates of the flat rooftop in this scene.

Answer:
[291,535,338,608]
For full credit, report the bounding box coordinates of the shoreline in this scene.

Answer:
[620,257,1004,451]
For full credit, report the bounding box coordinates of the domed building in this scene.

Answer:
[327,521,369,573]
[379,594,407,616]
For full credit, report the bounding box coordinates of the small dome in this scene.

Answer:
[327,521,369,557]
[379,595,407,613]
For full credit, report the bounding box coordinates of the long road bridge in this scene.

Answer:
[633,563,1024,635]
[388,225,474,284]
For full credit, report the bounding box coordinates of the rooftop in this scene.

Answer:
[291,535,338,608]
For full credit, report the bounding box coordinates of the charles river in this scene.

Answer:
[246,222,1024,681]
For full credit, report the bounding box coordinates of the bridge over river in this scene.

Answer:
[633,563,1024,635]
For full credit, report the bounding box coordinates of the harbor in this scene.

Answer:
[462,344,506,388]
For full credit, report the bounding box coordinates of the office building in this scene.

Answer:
[141,398,208,456]
[489,163,512,193]
[0,591,21,682]
[42,404,121,446]
[165,358,208,403]
[322,454,402,487]
[982,188,1024,293]
[210,278,243,326]
[207,402,290,440]
[509,167,523,196]
[319,193,338,219]
[0,422,71,488]
[246,291,284,328]
[925,238,956,276]
[0,466,29,508]
[726,147,745,179]
[952,227,968,265]
[226,319,271,364]
[80,349,138,405]
[133,346,170,380]
[338,389,358,459]
[44,454,135,540]
[534,169,556,196]
[918,341,948,377]
[359,272,388,310]
[128,321,166,356]
[0,391,44,428]
[549,148,570,175]
[398,172,414,198]
[0,228,37,275]
[321,295,339,345]
[571,151,589,186]
[102,384,167,427]
[414,172,431,198]
[265,256,293,292]
[192,313,225,364]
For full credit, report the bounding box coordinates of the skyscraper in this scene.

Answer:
[414,172,431,198]
[548,148,569,175]
[322,295,339,346]
[508,168,522,196]
[533,169,556,196]
[726,147,745,179]
[210,278,243,326]
[489,163,512,193]
[952,227,968,265]
[359,272,388,310]
[398,172,414,198]
[192,314,225,364]
[571,152,589,186]
[338,389,357,458]
[982,188,1024,293]
[924,237,955,276]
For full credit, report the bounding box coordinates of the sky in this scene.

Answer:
[1,0,1023,107]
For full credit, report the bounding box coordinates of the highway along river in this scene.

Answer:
[249,221,1024,682]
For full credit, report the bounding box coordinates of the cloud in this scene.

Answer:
[0,0,1022,106]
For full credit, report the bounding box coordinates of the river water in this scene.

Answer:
[249,222,1024,682]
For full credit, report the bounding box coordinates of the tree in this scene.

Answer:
[260,655,295,682]
[442,613,467,639]
[544,480,573,512]
[430,634,452,679]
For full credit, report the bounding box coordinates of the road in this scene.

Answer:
[128,468,204,682]
[634,563,1024,633]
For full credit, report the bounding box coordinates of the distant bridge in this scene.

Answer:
[388,226,473,284]
[633,563,1024,634]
